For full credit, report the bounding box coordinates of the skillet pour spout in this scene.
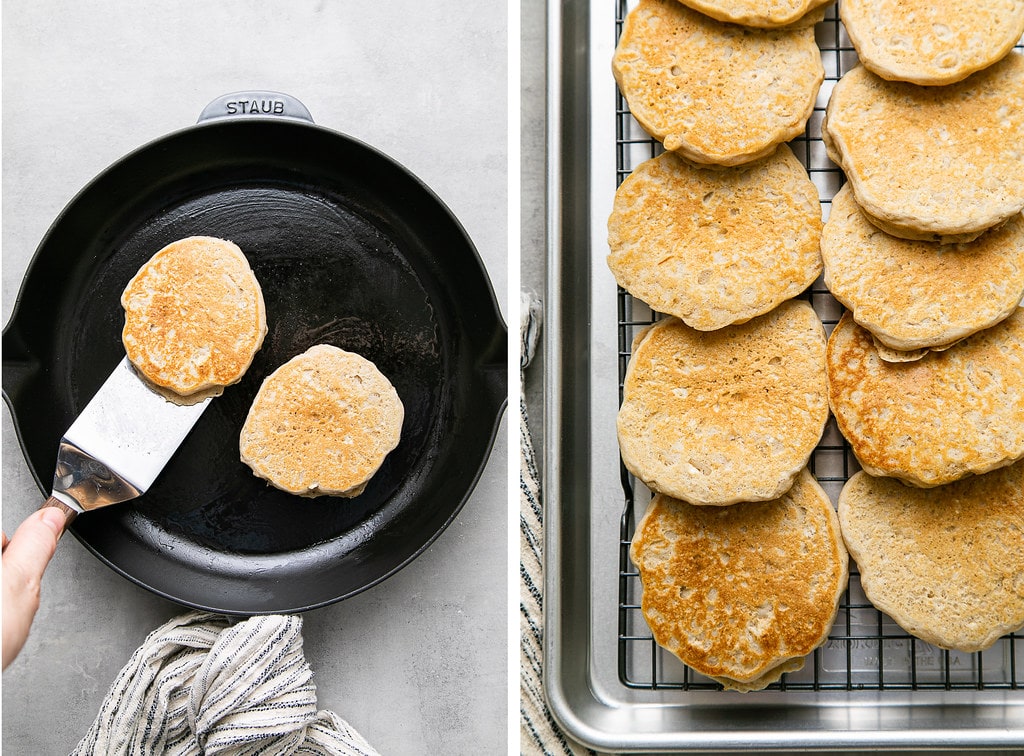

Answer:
[2,91,507,614]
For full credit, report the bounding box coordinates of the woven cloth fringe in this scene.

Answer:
[519,291,594,756]
[70,611,379,756]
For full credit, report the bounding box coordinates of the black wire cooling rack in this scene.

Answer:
[614,0,1023,692]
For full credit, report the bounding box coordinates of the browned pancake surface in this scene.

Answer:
[823,56,1024,243]
[613,0,823,166]
[676,0,832,28]
[121,236,267,396]
[839,463,1024,652]
[608,146,822,330]
[630,469,848,687]
[821,186,1024,351]
[617,300,828,505]
[826,309,1024,487]
[841,0,1024,85]
[239,344,404,497]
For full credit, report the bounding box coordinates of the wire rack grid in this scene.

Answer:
[613,0,1024,693]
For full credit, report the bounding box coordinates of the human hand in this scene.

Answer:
[2,508,66,669]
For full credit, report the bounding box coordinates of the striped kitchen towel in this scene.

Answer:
[519,291,594,756]
[71,611,378,756]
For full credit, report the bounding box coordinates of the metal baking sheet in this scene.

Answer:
[542,0,1024,750]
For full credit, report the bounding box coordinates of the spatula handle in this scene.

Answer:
[40,497,79,536]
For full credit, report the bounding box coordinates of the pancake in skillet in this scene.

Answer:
[839,462,1024,652]
[613,0,824,166]
[121,236,267,397]
[240,344,404,498]
[630,468,848,691]
[826,309,1024,487]
[617,300,829,505]
[608,145,823,331]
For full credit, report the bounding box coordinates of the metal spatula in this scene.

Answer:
[42,357,213,530]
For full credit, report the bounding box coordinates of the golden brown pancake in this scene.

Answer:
[826,309,1024,487]
[823,56,1024,243]
[675,0,832,28]
[630,469,848,690]
[840,0,1024,85]
[821,186,1024,352]
[608,146,823,330]
[613,0,823,166]
[617,300,829,505]
[239,344,404,498]
[839,462,1024,652]
[121,236,267,396]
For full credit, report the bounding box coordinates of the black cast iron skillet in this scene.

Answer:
[3,91,507,614]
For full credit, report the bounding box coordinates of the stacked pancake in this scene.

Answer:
[839,0,1024,86]
[823,52,1024,246]
[608,146,823,331]
[613,0,824,167]
[618,301,829,507]
[820,6,1024,652]
[620,302,845,691]
[612,0,1024,685]
[612,0,849,692]
[672,0,832,28]
[822,186,1024,356]
[826,309,1024,489]
[630,469,848,691]
[821,16,1024,479]
[838,462,1024,654]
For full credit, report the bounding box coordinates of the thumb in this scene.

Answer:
[3,508,64,583]
[2,508,64,670]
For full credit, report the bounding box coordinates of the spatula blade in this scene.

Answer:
[52,357,213,511]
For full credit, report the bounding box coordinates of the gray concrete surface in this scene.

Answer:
[2,3,508,754]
